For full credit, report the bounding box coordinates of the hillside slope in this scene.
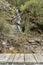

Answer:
[0,0,43,53]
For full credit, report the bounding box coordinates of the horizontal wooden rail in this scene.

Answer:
[0,53,43,64]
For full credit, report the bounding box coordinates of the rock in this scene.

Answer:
[41,47,43,50]
[41,43,43,46]
[35,38,42,45]
[41,40,43,43]
[31,42,37,45]
[35,38,41,42]
[29,39,35,43]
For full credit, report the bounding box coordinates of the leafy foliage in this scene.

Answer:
[6,0,28,7]
[0,0,43,34]
[20,0,43,33]
[0,10,16,34]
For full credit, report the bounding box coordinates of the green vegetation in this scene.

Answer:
[20,0,43,33]
[6,0,28,7]
[0,11,15,34]
[0,0,43,35]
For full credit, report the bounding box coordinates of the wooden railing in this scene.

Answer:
[0,53,43,64]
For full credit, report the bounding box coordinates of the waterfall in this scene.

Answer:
[16,9,22,32]
[9,46,14,50]
[11,9,22,33]
[2,41,6,45]
[2,40,7,49]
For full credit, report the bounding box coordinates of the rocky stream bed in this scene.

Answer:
[0,33,43,53]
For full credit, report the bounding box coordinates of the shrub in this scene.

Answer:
[0,11,15,34]
[20,0,43,33]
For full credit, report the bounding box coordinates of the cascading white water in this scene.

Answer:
[16,9,22,32]
[2,40,7,49]
[9,46,14,50]
[10,9,22,33]
[2,41,6,45]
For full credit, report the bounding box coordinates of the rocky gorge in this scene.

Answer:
[0,0,43,53]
